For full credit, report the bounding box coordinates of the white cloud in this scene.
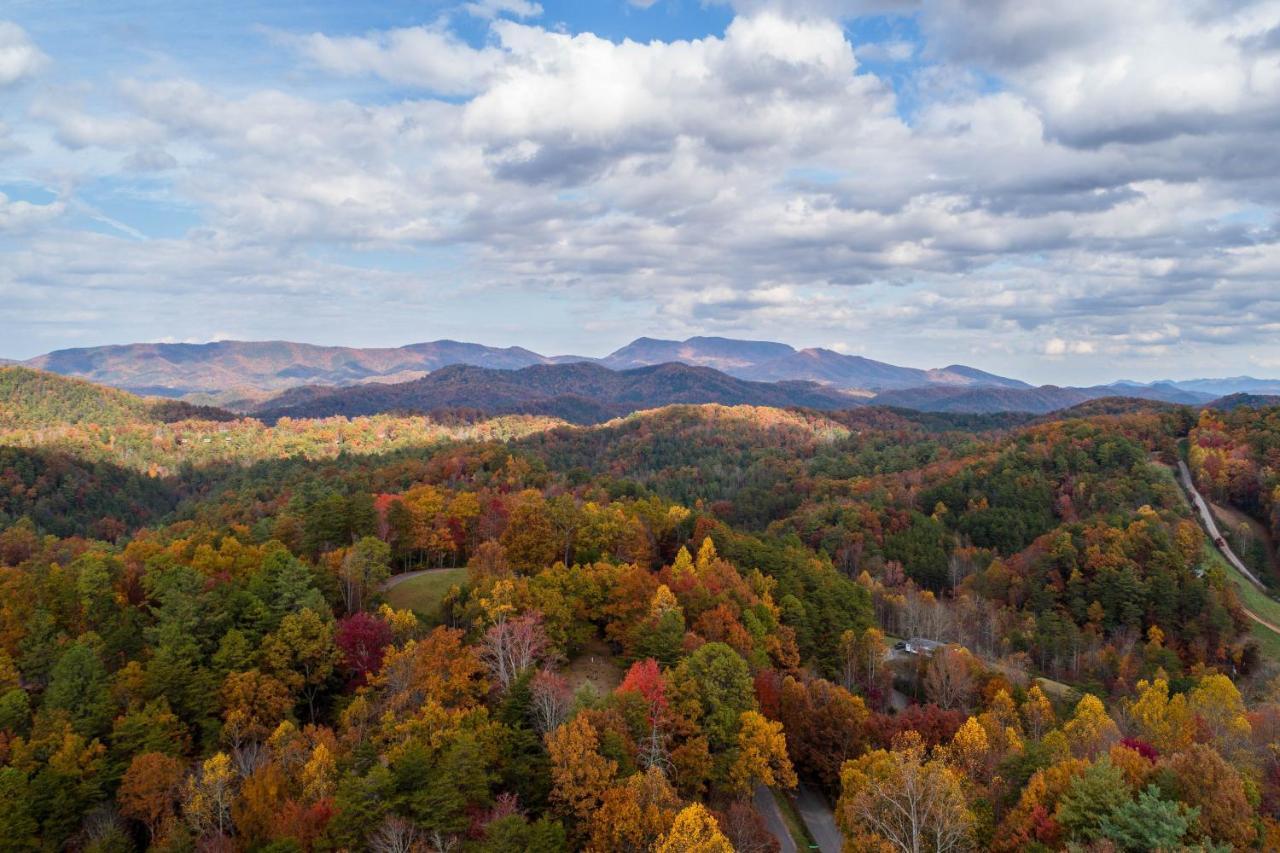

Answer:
[289,24,504,94]
[921,0,1280,147]
[0,21,46,87]
[1044,338,1096,357]
[8,2,1280,380]
[0,191,64,231]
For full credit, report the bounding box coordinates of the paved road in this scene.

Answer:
[795,783,842,853]
[1177,461,1267,588]
[1177,461,1280,634]
[754,785,798,853]
[379,567,456,591]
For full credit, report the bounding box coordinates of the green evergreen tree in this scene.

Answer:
[1097,784,1197,852]
[44,641,113,738]
[1056,758,1132,843]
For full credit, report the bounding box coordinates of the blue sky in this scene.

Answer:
[3,0,1280,384]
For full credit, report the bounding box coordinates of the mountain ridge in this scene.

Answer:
[20,336,1026,397]
[253,361,871,425]
[18,336,1279,404]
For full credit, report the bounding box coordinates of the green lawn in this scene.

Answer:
[383,568,467,622]
[1151,457,1280,658]
[1200,543,1280,659]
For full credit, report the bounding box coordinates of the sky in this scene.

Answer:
[2,0,1280,384]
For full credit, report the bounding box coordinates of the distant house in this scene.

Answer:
[904,638,944,656]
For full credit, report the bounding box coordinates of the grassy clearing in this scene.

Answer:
[383,568,467,622]
[562,637,624,696]
[1208,498,1276,583]
[1151,457,1280,657]
[1248,622,1280,661]
[1200,544,1280,658]
[1201,543,1280,622]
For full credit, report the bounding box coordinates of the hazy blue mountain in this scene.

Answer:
[22,335,1030,396]
[24,339,553,396]
[597,337,1026,391]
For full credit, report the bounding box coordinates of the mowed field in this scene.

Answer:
[383,568,467,622]
[1199,544,1280,660]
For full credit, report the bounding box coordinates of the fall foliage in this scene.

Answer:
[2,376,1280,851]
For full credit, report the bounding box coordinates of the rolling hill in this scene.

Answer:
[0,366,235,429]
[1208,393,1280,411]
[0,366,151,428]
[1132,376,1280,397]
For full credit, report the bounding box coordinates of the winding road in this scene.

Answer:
[379,567,455,591]
[753,785,798,853]
[794,783,843,852]
[1176,461,1280,634]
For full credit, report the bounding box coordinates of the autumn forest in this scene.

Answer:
[4,365,1280,852]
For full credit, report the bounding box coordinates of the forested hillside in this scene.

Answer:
[3,374,1280,851]
[1188,406,1280,583]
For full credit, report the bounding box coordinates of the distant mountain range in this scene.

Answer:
[13,336,1279,415]
[7,359,1280,429]
[1112,376,1280,397]
[872,381,1216,415]
[255,362,868,424]
[252,365,1229,422]
[23,340,553,397]
[20,336,1035,397]
[594,337,1032,391]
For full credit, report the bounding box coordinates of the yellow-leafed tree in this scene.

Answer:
[655,803,734,853]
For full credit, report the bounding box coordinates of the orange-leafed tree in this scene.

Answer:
[118,751,186,843]
[546,713,618,824]
[587,765,681,852]
[1163,743,1257,849]
[372,626,488,717]
[220,669,294,749]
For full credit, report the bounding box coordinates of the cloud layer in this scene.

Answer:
[3,2,1280,383]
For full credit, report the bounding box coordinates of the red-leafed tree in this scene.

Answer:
[335,612,394,687]
[618,658,672,770]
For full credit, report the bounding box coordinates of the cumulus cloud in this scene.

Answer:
[0,191,64,231]
[289,24,505,94]
[920,0,1280,147]
[0,21,46,87]
[7,1,1280,380]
